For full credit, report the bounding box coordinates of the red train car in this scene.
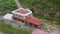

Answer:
[12,8,44,28]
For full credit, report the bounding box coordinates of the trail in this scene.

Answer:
[0,31,4,34]
[15,0,23,8]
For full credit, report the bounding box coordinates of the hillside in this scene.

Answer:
[0,0,60,24]
[0,0,17,15]
[0,20,31,34]
[19,0,60,25]
[0,0,60,34]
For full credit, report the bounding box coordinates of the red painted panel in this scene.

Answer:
[25,16,43,25]
[12,16,43,25]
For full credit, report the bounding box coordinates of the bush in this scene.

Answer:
[19,0,33,8]
[55,22,60,25]
[0,0,17,15]
[0,0,17,10]
[43,16,53,20]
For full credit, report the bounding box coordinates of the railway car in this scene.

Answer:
[12,8,44,29]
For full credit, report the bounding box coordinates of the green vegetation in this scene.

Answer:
[40,18,60,29]
[19,0,60,25]
[0,0,60,25]
[0,20,31,34]
[19,0,33,8]
[0,0,17,15]
[40,19,54,25]
[0,0,60,34]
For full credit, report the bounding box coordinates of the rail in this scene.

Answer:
[44,23,60,34]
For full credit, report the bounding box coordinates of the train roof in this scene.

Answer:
[25,16,43,25]
[12,8,32,16]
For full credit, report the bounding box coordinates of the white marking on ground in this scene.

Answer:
[0,31,4,34]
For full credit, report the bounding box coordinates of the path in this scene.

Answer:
[0,31,4,34]
[0,15,3,19]
[15,0,22,8]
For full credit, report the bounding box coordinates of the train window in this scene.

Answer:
[29,14,31,16]
[19,15,20,17]
[13,14,15,16]
[26,16,27,18]
[26,15,29,18]
[16,14,18,17]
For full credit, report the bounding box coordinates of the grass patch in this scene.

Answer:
[39,18,60,29]
[0,20,32,34]
[19,0,33,8]
[39,18,54,25]
[0,0,17,15]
